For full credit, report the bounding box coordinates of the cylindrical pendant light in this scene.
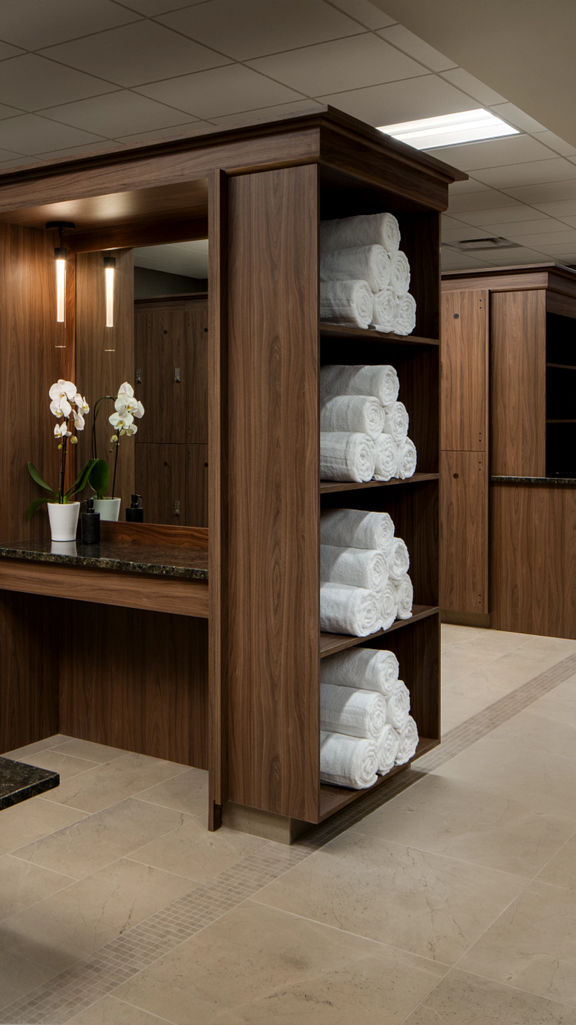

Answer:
[46,221,75,324]
[103,255,116,328]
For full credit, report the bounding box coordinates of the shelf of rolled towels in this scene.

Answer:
[320,508,413,636]
[319,212,416,335]
[320,363,417,483]
[320,646,419,789]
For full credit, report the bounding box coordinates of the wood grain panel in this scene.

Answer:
[225,165,319,822]
[0,593,59,753]
[60,603,208,766]
[440,450,488,614]
[491,289,547,476]
[399,212,440,340]
[491,483,576,638]
[135,442,187,525]
[100,521,208,548]
[441,289,489,450]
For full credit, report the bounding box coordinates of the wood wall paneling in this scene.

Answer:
[440,450,488,613]
[441,289,489,451]
[225,165,320,822]
[0,593,59,752]
[490,289,547,476]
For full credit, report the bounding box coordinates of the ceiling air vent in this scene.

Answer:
[444,236,521,252]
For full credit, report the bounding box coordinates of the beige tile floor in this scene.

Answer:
[1,624,576,1024]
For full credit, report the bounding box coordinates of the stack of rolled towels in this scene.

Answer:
[320,363,417,483]
[320,646,419,788]
[320,212,417,336]
[320,508,414,636]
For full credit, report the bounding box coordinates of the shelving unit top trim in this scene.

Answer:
[442,262,576,301]
[0,106,465,235]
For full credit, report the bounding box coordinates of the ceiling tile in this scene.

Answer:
[533,200,576,218]
[503,231,576,248]
[441,248,496,270]
[157,0,365,60]
[455,206,551,226]
[326,0,397,29]
[0,40,22,60]
[441,222,494,242]
[425,135,557,172]
[479,247,552,265]
[0,102,23,118]
[377,25,456,71]
[447,191,525,213]
[0,0,139,49]
[472,158,576,189]
[488,102,547,133]
[41,21,228,88]
[319,75,471,126]
[557,215,576,228]
[0,114,102,154]
[447,179,491,196]
[481,219,570,238]
[44,91,193,136]
[117,0,210,13]
[248,34,425,95]
[504,181,576,204]
[0,54,115,110]
[534,131,576,158]
[35,140,127,161]
[439,68,506,106]
[138,65,303,118]
[114,121,216,147]
[209,99,325,129]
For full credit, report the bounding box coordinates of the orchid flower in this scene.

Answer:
[49,379,77,418]
[90,380,145,500]
[26,378,95,518]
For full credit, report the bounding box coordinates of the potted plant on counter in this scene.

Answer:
[26,379,96,541]
[89,381,144,520]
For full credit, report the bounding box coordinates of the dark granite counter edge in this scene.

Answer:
[0,756,59,810]
[491,475,576,487]
[0,547,209,582]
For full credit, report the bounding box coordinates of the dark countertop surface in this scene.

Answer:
[0,756,59,810]
[491,475,576,487]
[0,540,209,581]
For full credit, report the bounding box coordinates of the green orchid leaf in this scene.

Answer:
[66,458,98,498]
[25,495,51,520]
[87,458,110,500]
[26,461,54,493]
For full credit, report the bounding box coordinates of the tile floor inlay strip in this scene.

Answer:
[3,651,576,1024]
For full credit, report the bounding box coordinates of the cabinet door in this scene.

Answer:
[440,450,488,613]
[135,442,186,525]
[441,289,489,451]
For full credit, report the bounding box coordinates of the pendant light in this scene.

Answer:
[46,221,75,324]
[103,255,116,328]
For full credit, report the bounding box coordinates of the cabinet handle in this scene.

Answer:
[135,368,142,384]
[174,367,181,383]
[173,499,181,516]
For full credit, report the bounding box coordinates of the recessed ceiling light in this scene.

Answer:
[378,108,519,149]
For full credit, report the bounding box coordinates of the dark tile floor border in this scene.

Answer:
[2,650,576,1025]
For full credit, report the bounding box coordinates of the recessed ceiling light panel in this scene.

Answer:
[378,108,519,149]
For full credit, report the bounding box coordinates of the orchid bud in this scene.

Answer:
[70,436,78,445]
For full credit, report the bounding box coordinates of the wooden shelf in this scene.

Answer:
[320,472,438,494]
[320,605,439,658]
[318,736,438,820]
[320,323,439,347]
[547,363,576,370]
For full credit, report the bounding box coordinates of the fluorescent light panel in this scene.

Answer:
[378,108,519,149]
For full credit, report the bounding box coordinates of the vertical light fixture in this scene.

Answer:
[46,221,75,324]
[103,254,116,328]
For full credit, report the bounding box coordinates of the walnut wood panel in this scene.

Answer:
[60,603,208,766]
[69,217,208,254]
[320,604,438,657]
[440,450,488,614]
[491,484,576,638]
[225,165,319,822]
[547,290,576,320]
[75,249,135,510]
[100,521,208,549]
[441,289,489,451]
[491,289,547,476]
[134,443,185,525]
[399,212,440,339]
[0,559,208,617]
[0,592,59,753]
[186,444,208,526]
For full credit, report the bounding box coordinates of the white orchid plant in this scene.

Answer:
[26,379,96,519]
[89,381,145,500]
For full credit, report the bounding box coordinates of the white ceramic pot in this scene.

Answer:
[47,501,80,542]
[50,540,77,555]
[93,497,121,522]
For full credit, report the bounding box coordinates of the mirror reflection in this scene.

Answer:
[75,240,209,528]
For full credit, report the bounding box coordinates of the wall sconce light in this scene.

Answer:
[46,221,75,324]
[103,255,116,328]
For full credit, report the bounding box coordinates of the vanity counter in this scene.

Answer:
[0,539,208,581]
[0,756,59,810]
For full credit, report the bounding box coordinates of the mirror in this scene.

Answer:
[75,239,209,527]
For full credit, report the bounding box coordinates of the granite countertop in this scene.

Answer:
[491,475,576,487]
[0,540,208,581]
[0,756,59,810]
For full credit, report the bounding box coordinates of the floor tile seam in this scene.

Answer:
[2,849,81,887]
[530,830,576,885]
[440,961,576,1010]
[93,993,177,1025]
[113,852,211,889]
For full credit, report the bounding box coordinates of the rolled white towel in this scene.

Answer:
[320,683,387,739]
[389,250,411,294]
[320,508,395,550]
[393,573,413,620]
[320,245,391,293]
[372,287,398,334]
[320,279,373,329]
[320,213,401,254]
[320,432,375,483]
[320,731,378,789]
[395,292,417,335]
[395,714,419,764]
[377,724,401,775]
[396,437,417,479]
[320,364,400,406]
[374,433,398,482]
[380,581,398,631]
[383,537,410,581]
[320,394,384,440]
[320,582,381,636]
[386,680,411,730]
[321,647,400,695]
[320,545,388,591]
[382,401,409,444]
